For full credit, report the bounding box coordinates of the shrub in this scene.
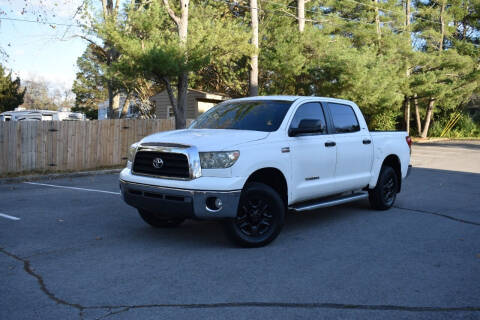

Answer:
[369,110,398,131]
[431,113,480,138]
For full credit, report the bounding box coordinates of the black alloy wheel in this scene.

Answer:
[236,196,274,237]
[225,182,285,247]
[369,165,399,210]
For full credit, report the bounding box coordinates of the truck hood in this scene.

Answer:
[140,129,269,151]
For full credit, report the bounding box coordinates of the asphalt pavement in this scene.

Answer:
[0,141,479,320]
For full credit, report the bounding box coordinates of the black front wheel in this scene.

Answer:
[225,182,285,248]
[138,209,185,228]
[369,166,399,210]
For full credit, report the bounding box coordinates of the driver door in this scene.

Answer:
[288,102,337,203]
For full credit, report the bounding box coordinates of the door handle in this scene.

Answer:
[325,141,336,147]
[363,139,371,145]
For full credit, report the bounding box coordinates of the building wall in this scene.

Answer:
[152,90,214,119]
[98,96,137,120]
[98,102,108,120]
[197,100,216,115]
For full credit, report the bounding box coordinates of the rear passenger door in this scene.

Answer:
[288,102,337,203]
[326,102,373,191]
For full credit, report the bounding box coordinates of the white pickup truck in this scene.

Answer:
[120,96,411,247]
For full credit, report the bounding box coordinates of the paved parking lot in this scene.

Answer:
[1,141,479,320]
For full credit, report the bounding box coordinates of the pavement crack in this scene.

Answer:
[87,302,480,314]
[0,247,86,315]
[96,307,131,320]
[394,206,480,226]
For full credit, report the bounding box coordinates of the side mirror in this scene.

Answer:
[289,119,325,137]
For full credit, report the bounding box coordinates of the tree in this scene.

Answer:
[403,0,412,134]
[412,0,479,137]
[78,0,124,119]
[102,0,250,127]
[160,0,190,128]
[0,64,25,112]
[21,79,58,110]
[72,45,109,119]
[249,0,259,96]
[297,0,306,33]
[79,0,478,136]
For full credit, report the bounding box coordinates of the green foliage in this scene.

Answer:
[101,1,251,95]
[72,44,108,113]
[71,105,98,120]
[0,64,25,112]
[370,109,401,131]
[430,112,480,137]
[78,0,479,136]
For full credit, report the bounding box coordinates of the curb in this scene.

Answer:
[0,169,122,184]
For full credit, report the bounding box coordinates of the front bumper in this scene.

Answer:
[120,180,241,219]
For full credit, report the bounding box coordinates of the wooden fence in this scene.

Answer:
[0,119,180,176]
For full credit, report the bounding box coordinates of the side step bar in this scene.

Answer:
[289,192,369,212]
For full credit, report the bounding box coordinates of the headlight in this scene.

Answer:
[127,142,139,162]
[199,151,240,169]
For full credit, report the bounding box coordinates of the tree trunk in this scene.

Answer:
[405,0,410,29]
[421,1,444,137]
[176,71,188,129]
[102,0,120,119]
[107,82,114,119]
[162,0,189,128]
[163,76,177,118]
[298,0,305,33]
[373,0,381,46]
[107,85,120,119]
[439,0,446,50]
[178,0,189,43]
[403,0,411,133]
[249,0,259,96]
[403,96,410,134]
[119,95,131,118]
[421,98,435,138]
[412,94,422,135]
[177,0,189,128]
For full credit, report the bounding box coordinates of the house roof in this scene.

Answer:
[187,88,229,98]
[149,88,230,102]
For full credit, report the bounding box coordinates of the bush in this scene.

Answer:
[430,113,480,138]
[369,110,398,131]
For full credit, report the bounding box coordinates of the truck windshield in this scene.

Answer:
[190,100,292,132]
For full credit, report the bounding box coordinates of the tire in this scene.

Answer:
[369,165,398,210]
[225,182,285,248]
[138,209,185,228]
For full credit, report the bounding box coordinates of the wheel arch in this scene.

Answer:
[371,154,402,192]
[244,167,289,205]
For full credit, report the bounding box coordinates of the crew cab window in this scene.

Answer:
[328,103,360,133]
[289,102,327,134]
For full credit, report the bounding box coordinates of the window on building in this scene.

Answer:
[167,106,175,118]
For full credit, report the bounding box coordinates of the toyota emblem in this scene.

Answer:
[152,157,164,169]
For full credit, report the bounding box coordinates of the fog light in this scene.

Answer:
[206,197,223,212]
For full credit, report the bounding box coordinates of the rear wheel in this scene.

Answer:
[225,182,285,248]
[369,166,398,210]
[138,209,185,228]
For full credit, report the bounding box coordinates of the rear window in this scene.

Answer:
[328,103,360,133]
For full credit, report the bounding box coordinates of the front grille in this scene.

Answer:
[132,151,190,179]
